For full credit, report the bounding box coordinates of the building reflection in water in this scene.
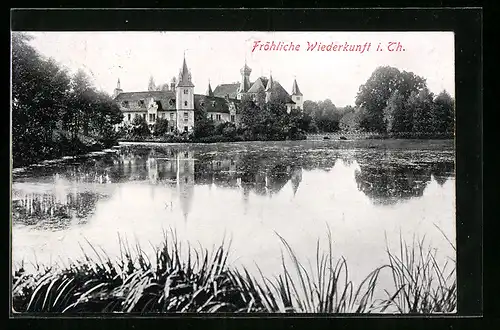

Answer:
[12,145,455,229]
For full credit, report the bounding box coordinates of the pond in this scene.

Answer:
[11,139,455,292]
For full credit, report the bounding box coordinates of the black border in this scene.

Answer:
[8,7,483,329]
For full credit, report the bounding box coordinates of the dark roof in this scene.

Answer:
[194,95,229,113]
[292,79,303,96]
[115,91,176,111]
[247,77,265,93]
[268,81,295,104]
[213,83,239,99]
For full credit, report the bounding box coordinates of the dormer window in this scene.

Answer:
[200,101,205,107]
[138,99,145,107]
[211,101,216,107]
[123,101,129,108]
[184,89,188,94]
[169,99,175,106]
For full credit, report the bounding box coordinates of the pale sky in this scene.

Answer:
[24,31,454,107]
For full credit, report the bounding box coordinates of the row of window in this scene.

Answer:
[126,112,190,122]
[208,114,236,122]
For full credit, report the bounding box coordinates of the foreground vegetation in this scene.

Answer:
[12,229,456,314]
[12,33,123,168]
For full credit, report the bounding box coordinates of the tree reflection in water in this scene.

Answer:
[353,150,454,205]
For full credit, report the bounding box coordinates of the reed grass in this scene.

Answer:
[12,227,456,314]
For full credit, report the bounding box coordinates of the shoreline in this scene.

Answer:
[12,230,456,314]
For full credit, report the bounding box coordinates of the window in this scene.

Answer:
[210,114,213,120]
[216,114,221,121]
[230,115,235,122]
[123,101,129,108]
[296,97,300,101]
[169,99,175,106]
[149,114,156,122]
[185,177,188,183]
[184,89,188,94]
[127,114,131,121]
[170,113,174,120]
[184,112,188,119]
[184,101,188,106]
[170,126,174,132]
[139,100,145,107]
[142,113,146,119]
[184,126,188,132]
[184,152,188,158]
[200,101,205,107]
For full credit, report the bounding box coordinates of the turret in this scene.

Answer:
[113,78,123,99]
[237,61,252,99]
[206,80,214,97]
[265,73,274,103]
[291,77,304,110]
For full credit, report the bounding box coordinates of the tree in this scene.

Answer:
[433,90,455,134]
[131,115,150,137]
[383,90,412,134]
[355,66,426,133]
[407,88,435,134]
[11,32,72,165]
[152,118,170,137]
[148,76,156,91]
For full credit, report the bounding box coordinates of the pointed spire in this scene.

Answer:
[117,78,121,89]
[177,54,194,87]
[206,79,214,97]
[265,72,274,92]
[292,77,303,96]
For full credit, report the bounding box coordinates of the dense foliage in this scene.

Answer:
[300,66,454,138]
[12,32,123,167]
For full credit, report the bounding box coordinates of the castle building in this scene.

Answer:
[113,56,304,132]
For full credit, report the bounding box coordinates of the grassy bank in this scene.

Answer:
[12,230,456,314]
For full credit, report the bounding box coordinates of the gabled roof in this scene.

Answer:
[291,79,303,96]
[177,57,194,87]
[115,91,176,111]
[268,81,295,104]
[213,83,239,99]
[247,77,265,93]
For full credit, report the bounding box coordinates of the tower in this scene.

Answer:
[176,55,195,133]
[237,61,252,100]
[265,73,274,103]
[291,78,304,110]
[113,78,123,99]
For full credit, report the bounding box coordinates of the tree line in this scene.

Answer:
[12,33,123,167]
[302,66,454,137]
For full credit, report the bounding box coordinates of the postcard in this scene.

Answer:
[11,29,458,314]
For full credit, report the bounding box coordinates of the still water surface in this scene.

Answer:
[12,140,455,288]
